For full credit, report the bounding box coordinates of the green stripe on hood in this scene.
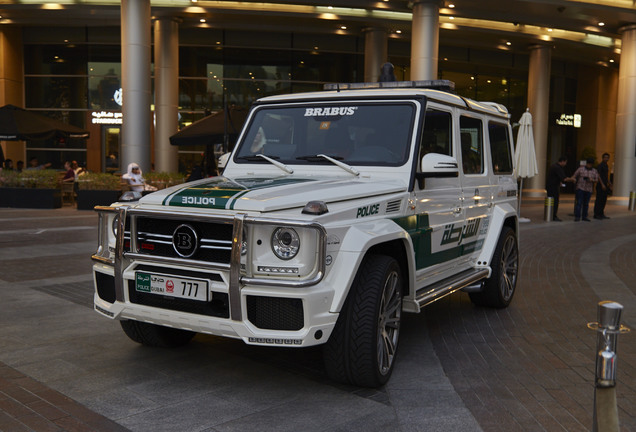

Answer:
[164,177,315,209]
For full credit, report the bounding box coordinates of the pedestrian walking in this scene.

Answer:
[593,152,612,219]
[546,156,574,221]
[572,157,604,222]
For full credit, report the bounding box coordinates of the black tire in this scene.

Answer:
[120,320,196,348]
[323,255,403,387]
[469,226,518,308]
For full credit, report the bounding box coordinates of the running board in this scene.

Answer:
[414,268,490,308]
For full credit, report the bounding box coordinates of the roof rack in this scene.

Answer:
[323,80,455,92]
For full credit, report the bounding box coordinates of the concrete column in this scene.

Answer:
[0,27,24,163]
[121,0,152,173]
[364,27,388,82]
[410,0,439,81]
[526,44,551,194]
[154,18,180,173]
[614,25,636,198]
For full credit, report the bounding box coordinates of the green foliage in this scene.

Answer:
[144,171,186,189]
[0,169,59,189]
[76,172,122,190]
[580,146,597,163]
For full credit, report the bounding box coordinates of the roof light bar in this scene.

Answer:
[323,80,455,92]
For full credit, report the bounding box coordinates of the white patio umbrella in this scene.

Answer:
[514,108,538,222]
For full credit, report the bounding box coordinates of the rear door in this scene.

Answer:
[457,113,493,265]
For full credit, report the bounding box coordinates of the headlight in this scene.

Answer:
[271,227,300,260]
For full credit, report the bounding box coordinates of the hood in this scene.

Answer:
[141,176,407,212]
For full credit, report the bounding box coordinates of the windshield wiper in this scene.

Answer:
[236,154,293,174]
[296,154,359,176]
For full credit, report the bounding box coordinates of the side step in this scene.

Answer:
[414,268,490,308]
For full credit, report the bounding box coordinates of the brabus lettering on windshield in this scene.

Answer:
[304,107,357,117]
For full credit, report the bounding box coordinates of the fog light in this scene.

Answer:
[258,266,299,274]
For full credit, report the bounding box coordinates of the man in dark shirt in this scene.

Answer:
[546,156,573,221]
[593,153,612,219]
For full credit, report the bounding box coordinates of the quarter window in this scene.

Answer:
[488,121,513,174]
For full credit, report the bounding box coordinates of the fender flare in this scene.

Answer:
[325,218,416,313]
[475,203,518,267]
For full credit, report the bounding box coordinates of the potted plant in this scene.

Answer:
[0,169,62,209]
[76,172,122,210]
[144,171,186,190]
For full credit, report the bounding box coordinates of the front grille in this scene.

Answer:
[246,296,304,331]
[128,280,229,318]
[131,217,233,264]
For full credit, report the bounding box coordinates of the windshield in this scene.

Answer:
[234,102,416,167]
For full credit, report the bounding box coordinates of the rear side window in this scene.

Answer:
[488,121,513,174]
[460,116,484,174]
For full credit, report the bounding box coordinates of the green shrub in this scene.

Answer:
[580,146,596,163]
[0,169,59,189]
[144,171,186,189]
[76,172,122,190]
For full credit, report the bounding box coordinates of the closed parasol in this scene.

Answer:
[514,108,538,222]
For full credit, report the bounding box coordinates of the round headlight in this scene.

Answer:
[271,227,300,260]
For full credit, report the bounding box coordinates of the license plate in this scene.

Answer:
[135,272,208,301]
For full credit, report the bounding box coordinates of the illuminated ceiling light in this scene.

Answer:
[395,29,402,34]
[200,18,206,23]
[548,28,553,32]
[314,46,319,49]
[448,3,455,7]
[327,6,333,9]
[340,25,347,29]
[609,59,615,63]
[598,22,605,27]
[506,41,511,46]
[42,3,64,10]
[449,16,454,20]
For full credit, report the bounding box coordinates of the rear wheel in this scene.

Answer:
[120,320,196,348]
[469,226,518,308]
[323,254,403,387]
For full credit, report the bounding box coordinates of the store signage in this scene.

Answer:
[92,111,122,125]
[555,113,581,128]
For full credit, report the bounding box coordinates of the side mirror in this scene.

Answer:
[415,153,459,188]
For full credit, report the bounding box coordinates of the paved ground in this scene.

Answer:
[0,196,634,432]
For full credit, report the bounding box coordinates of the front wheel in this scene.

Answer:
[120,320,196,348]
[469,226,518,308]
[323,254,403,387]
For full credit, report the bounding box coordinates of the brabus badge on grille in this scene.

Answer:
[172,224,198,258]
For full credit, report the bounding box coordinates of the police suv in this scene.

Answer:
[92,80,519,387]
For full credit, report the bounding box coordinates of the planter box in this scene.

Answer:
[77,190,122,210]
[0,187,62,209]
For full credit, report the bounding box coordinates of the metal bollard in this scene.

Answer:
[629,191,636,211]
[544,197,554,222]
[588,301,631,432]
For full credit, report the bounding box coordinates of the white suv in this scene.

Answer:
[92,80,519,387]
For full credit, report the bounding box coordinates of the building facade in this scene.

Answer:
[0,0,633,197]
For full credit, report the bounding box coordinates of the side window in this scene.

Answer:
[420,109,452,158]
[459,116,484,175]
[488,121,513,174]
